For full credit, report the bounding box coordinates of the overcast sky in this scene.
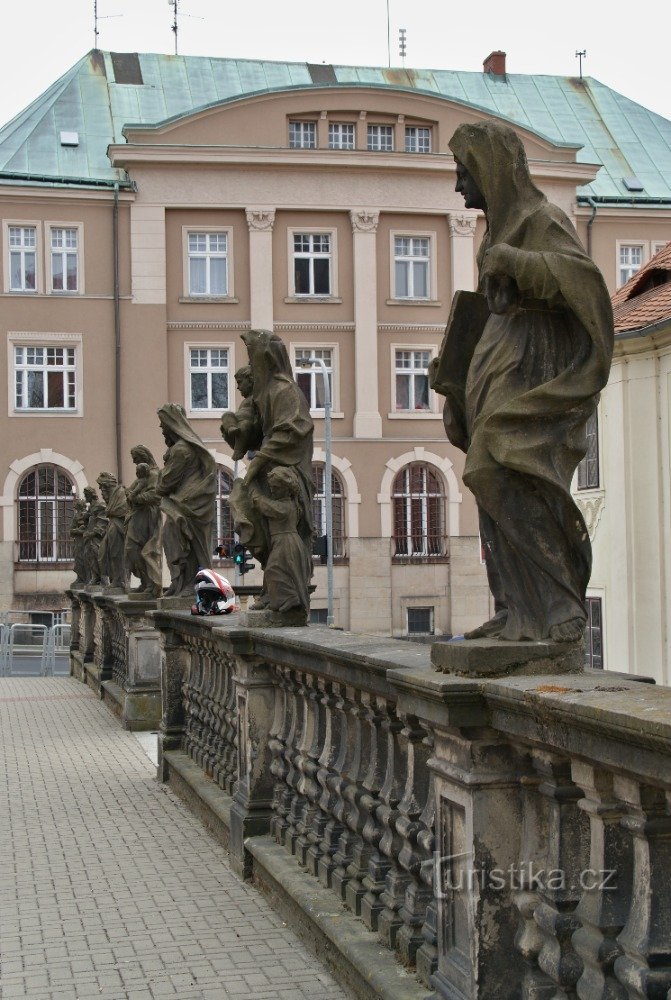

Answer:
[0,0,667,130]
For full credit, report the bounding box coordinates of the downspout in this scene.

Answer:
[113,182,122,482]
[586,196,597,259]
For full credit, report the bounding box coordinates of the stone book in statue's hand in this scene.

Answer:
[429,289,490,452]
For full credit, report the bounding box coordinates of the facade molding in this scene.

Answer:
[245,208,276,232]
[377,323,444,332]
[168,321,251,331]
[575,492,606,541]
[350,209,380,233]
[1,449,87,542]
[447,211,478,237]
[313,447,361,538]
[377,446,463,539]
[274,321,355,333]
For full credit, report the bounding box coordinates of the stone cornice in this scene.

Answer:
[377,323,444,332]
[167,321,251,331]
[274,322,355,333]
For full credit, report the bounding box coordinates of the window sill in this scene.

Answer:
[49,290,82,297]
[15,561,74,570]
[12,409,81,417]
[388,411,441,419]
[386,298,442,307]
[5,289,39,296]
[310,410,344,419]
[186,409,229,419]
[179,296,239,304]
[284,296,342,305]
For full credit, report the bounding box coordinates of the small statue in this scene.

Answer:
[124,446,162,597]
[220,365,261,461]
[433,121,613,643]
[97,472,129,589]
[82,486,107,586]
[69,497,88,587]
[156,403,216,598]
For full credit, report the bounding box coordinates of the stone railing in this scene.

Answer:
[133,611,671,999]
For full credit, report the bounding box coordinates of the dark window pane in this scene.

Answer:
[211,372,228,409]
[47,371,64,408]
[313,258,330,294]
[295,258,310,294]
[191,372,208,408]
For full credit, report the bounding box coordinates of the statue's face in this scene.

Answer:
[99,482,111,501]
[455,161,487,212]
[236,371,253,397]
[83,488,95,503]
[161,424,176,447]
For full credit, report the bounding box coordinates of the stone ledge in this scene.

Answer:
[431,637,583,677]
[248,837,431,1000]
[161,750,232,852]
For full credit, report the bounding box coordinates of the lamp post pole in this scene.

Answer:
[297,357,333,626]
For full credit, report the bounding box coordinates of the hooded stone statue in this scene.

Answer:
[156,403,216,597]
[438,121,613,643]
[124,445,162,597]
[97,472,129,589]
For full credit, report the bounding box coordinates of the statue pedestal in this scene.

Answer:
[156,596,193,612]
[431,637,583,677]
[242,608,308,628]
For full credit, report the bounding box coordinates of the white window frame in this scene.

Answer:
[7,332,83,417]
[367,124,394,152]
[287,228,338,299]
[182,227,234,300]
[389,230,438,303]
[184,342,234,417]
[616,240,647,288]
[405,125,432,153]
[328,122,355,150]
[46,221,84,296]
[290,343,342,417]
[288,120,317,149]
[652,241,669,257]
[3,221,41,294]
[390,344,438,418]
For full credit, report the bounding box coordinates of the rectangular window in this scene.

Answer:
[407,607,434,635]
[50,227,78,292]
[405,126,432,153]
[367,124,394,151]
[188,232,228,296]
[577,410,599,489]
[328,123,355,149]
[395,349,431,411]
[9,226,37,292]
[619,244,643,286]
[293,233,331,295]
[289,120,316,149]
[189,347,230,411]
[295,347,333,409]
[310,608,328,625]
[14,346,76,410]
[584,597,603,669]
[394,236,430,298]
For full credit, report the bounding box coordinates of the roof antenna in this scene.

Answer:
[93,0,122,50]
[168,0,204,56]
[386,0,391,67]
[575,49,587,80]
[398,27,407,66]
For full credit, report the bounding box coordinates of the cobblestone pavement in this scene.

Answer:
[0,678,350,1000]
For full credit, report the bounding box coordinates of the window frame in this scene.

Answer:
[404,125,432,153]
[184,342,234,418]
[328,122,356,150]
[367,124,394,152]
[16,463,76,566]
[288,120,317,149]
[290,343,342,416]
[7,332,83,417]
[392,462,447,560]
[616,240,647,288]
[287,228,338,300]
[212,465,236,564]
[576,409,600,491]
[406,606,435,635]
[584,594,604,669]
[182,226,234,300]
[311,461,347,560]
[4,220,41,294]
[390,344,439,418]
[46,221,84,296]
[389,230,438,304]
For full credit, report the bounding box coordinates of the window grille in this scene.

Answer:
[213,467,235,559]
[577,410,599,490]
[312,463,346,558]
[17,465,75,564]
[584,597,603,669]
[392,463,446,558]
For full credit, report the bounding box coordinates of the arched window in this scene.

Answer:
[392,463,446,558]
[213,466,235,560]
[312,463,346,559]
[17,464,76,563]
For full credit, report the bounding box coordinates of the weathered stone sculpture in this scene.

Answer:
[81,486,107,586]
[124,446,162,598]
[432,121,614,644]
[220,366,261,461]
[156,403,216,598]
[97,472,129,589]
[69,497,88,587]
[225,329,314,619]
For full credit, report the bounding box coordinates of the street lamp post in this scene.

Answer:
[296,357,334,626]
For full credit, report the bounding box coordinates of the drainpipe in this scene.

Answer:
[113,182,122,482]
[586,196,597,258]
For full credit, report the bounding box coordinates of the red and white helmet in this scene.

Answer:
[191,568,239,616]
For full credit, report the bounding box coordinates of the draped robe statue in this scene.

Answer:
[124,446,162,597]
[82,486,107,586]
[69,498,88,587]
[433,121,613,643]
[97,472,129,589]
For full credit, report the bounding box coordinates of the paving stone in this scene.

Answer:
[0,677,350,1000]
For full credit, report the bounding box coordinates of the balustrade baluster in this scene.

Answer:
[331,688,365,901]
[269,668,290,841]
[305,679,338,878]
[400,727,436,971]
[286,672,311,855]
[316,682,349,888]
[295,674,327,866]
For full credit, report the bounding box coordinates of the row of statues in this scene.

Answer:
[71,330,315,618]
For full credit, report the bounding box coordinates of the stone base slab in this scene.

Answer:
[156,596,193,611]
[431,637,584,677]
[101,679,161,731]
[161,749,232,853]
[242,608,308,628]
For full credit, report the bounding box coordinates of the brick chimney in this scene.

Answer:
[483,51,507,76]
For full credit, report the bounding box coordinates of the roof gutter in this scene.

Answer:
[615,315,671,342]
[578,194,671,207]
[586,196,597,258]
[0,170,134,190]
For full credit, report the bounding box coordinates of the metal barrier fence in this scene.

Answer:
[0,619,71,677]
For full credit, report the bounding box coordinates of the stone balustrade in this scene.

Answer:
[74,603,671,1000]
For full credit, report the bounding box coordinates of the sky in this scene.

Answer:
[0,0,668,129]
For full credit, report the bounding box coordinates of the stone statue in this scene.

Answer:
[124,446,162,597]
[220,365,261,461]
[97,472,129,589]
[81,486,107,586]
[156,403,216,598]
[69,497,88,587]
[432,121,613,643]
[225,329,314,615]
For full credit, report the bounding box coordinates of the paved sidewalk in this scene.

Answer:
[0,678,350,1000]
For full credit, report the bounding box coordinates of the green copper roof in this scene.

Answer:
[1,49,671,201]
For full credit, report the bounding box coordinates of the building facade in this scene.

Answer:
[1,49,670,639]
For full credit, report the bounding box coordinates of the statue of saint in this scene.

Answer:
[69,497,88,587]
[82,486,107,586]
[225,330,314,612]
[124,446,162,597]
[97,472,129,589]
[434,122,613,643]
[220,365,262,461]
[156,403,216,597]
